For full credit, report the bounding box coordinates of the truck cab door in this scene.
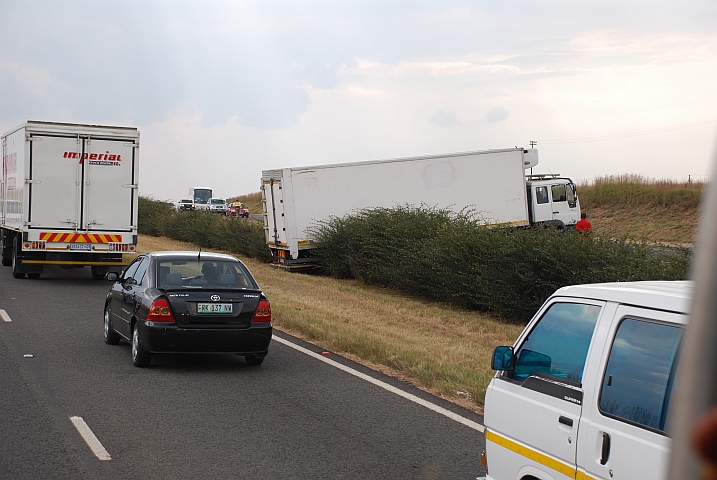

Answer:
[550,183,580,226]
[531,184,553,223]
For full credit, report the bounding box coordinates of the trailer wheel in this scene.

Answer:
[11,238,25,279]
[91,266,109,280]
[1,231,12,266]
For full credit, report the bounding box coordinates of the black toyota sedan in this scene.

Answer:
[103,251,272,367]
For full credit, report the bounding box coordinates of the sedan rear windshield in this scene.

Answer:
[157,259,258,289]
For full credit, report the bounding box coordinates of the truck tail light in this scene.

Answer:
[252,299,271,323]
[147,298,174,322]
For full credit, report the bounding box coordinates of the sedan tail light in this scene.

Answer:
[252,299,271,323]
[147,298,174,322]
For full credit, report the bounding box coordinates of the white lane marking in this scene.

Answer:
[272,335,485,433]
[69,416,111,461]
[0,310,12,322]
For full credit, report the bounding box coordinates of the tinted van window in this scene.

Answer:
[599,318,682,432]
[513,302,601,382]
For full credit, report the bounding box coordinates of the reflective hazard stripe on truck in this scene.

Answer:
[39,232,123,243]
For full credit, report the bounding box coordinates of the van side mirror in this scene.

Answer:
[492,346,515,371]
[105,272,119,281]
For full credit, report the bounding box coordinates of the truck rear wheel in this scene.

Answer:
[11,238,25,279]
[1,231,12,267]
[91,266,109,280]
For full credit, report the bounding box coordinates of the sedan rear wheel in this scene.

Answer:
[132,325,152,367]
[244,355,265,366]
[104,307,120,345]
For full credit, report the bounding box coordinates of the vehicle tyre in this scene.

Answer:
[131,324,152,367]
[91,266,108,280]
[104,307,120,345]
[1,231,11,267]
[244,355,265,366]
[11,238,25,279]
[27,273,41,279]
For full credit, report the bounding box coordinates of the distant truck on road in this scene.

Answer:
[261,148,581,270]
[0,121,140,279]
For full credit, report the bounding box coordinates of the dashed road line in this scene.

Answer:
[69,416,111,461]
[272,335,485,433]
[0,310,12,322]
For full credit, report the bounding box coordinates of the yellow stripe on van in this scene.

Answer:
[575,471,597,480]
[485,429,592,479]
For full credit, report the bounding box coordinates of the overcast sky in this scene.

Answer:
[2,1,716,201]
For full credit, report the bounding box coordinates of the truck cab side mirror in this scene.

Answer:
[492,346,515,371]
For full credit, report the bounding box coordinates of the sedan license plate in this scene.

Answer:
[197,303,233,314]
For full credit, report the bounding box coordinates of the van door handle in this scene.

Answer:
[558,416,573,427]
[600,432,611,465]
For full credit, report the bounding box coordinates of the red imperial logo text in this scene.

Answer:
[63,151,122,165]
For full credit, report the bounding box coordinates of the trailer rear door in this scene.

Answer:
[83,138,136,231]
[29,135,82,230]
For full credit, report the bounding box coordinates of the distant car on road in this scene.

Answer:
[208,197,227,214]
[103,251,272,367]
[227,201,249,218]
[176,198,195,211]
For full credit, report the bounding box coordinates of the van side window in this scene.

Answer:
[551,184,567,202]
[512,302,601,383]
[535,186,549,204]
[599,319,682,432]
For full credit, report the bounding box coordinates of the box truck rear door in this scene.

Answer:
[29,135,81,230]
[83,139,136,232]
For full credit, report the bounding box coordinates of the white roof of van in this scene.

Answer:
[553,280,692,314]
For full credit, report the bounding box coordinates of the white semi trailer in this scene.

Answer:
[261,147,580,270]
[0,121,140,279]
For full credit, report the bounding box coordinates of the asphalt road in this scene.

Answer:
[0,265,487,479]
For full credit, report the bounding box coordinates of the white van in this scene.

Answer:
[482,281,691,480]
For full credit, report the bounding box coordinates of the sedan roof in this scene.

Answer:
[147,251,240,262]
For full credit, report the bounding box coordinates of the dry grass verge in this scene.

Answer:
[136,234,523,413]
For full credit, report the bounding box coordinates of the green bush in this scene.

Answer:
[138,196,272,262]
[311,206,692,322]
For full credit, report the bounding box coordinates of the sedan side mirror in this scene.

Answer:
[492,346,515,371]
[105,272,119,281]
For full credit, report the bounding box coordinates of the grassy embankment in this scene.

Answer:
[578,174,704,245]
[140,176,700,413]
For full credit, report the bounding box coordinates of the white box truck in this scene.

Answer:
[0,121,140,279]
[261,147,581,270]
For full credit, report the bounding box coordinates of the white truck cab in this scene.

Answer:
[526,174,580,228]
[483,281,691,480]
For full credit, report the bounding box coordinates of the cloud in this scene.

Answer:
[484,107,509,124]
[429,110,461,127]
